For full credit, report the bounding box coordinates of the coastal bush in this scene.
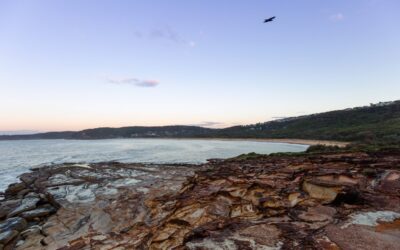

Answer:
[306,145,340,153]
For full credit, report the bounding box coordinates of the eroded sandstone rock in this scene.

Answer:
[0,152,399,249]
[5,183,26,197]
[7,197,40,218]
[19,205,56,220]
[0,230,18,245]
[0,217,27,232]
[0,200,21,219]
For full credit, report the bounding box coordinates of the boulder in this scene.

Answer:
[16,189,31,199]
[238,224,281,246]
[5,183,26,196]
[23,193,39,199]
[7,197,40,218]
[0,217,27,232]
[15,226,44,250]
[302,181,341,203]
[20,205,56,220]
[0,230,18,245]
[0,200,21,219]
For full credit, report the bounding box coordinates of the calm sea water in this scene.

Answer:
[0,139,308,191]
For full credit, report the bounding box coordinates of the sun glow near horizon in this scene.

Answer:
[1,0,399,131]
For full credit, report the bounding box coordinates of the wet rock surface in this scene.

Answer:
[0,152,399,249]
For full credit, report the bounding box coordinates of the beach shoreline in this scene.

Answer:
[0,137,350,147]
[142,137,350,147]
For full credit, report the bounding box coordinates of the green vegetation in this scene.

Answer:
[231,141,400,161]
[1,101,399,145]
[230,152,265,161]
[305,145,341,153]
[344,140,400,153]
[218,101,400,143]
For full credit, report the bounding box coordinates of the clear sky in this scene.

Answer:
[0,0,399,132]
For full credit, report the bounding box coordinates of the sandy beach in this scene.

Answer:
[229,138,350,147]
[154,137,350,147]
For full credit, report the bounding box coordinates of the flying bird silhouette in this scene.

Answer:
[264,16,276,23]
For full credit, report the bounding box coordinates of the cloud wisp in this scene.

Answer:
[134,26,196,47]
[107,77,160,87]
[330,13,344,22]
[149,26,183,43]
[188,121,225,128]
[271,116,289,120]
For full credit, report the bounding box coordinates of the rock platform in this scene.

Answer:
[1,151,400,249]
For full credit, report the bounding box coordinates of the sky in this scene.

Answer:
[0,0,399,132]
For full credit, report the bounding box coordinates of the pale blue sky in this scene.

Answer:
[0,0,399,131]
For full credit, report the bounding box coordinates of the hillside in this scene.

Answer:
[218,101,400,142]
[1,100,399,142]
[0,126,214,140]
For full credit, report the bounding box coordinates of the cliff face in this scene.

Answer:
[1,152,400,249]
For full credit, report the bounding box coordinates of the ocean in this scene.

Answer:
[0,138,308,191]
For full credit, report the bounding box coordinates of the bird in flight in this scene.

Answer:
[264,16,276,23]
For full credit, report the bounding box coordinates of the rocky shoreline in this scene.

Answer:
[1,151,400,249]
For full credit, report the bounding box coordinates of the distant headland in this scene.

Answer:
[1,101,399,145]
